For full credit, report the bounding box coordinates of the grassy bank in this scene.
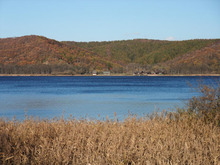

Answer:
[0,85,219,164]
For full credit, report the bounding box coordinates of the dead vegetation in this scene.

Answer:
[0,85,220,164]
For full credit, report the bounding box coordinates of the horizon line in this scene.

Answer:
[1,34,220,42]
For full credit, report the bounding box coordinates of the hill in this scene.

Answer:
[0,35,122,74]
[161,42,220,74]
[63,38,220,74]
[0,35,219,74]
[63,39,219,64]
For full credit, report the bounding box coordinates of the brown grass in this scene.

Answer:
[0,112,219,165]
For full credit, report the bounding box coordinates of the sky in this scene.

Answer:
[0,0,219,41]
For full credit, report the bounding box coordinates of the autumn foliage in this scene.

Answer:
[0,35,121,74]
[0,35,219,74]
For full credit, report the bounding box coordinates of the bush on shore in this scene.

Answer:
[187,84,220,126]
[0,85,219,164]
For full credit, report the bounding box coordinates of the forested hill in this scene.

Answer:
[63,39,220,74]
[63,39,219,63]
[0,35,219,74]
[0,35,122,74]
[162,42,220,74]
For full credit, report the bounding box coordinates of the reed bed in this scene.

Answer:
[0,112,219,165]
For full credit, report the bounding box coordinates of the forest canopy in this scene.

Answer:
[0,35,219,74]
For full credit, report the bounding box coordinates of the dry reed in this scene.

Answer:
[0,112,219,165]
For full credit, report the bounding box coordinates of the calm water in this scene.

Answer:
[0,76,219,120]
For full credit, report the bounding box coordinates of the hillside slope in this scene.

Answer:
[0,36,122,74]
[63,39,220,65]
[0,35,219,74]
[160,41,220,74]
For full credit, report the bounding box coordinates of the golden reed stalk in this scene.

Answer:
[0,112,219,165]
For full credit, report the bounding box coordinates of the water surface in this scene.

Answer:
[0,76,219,120]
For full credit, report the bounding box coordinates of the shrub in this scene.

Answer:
[186,84,220,126]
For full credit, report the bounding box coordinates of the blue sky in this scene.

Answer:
[0,0,219,41]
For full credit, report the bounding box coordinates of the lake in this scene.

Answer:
[0,76,219,120]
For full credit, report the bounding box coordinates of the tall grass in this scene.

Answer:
[0,85,219,164]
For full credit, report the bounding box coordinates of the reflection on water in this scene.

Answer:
[0,76,219,120]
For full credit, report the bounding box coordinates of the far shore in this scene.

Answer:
[0,73,220,77]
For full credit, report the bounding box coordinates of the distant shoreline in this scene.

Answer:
[0,74,220,77]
